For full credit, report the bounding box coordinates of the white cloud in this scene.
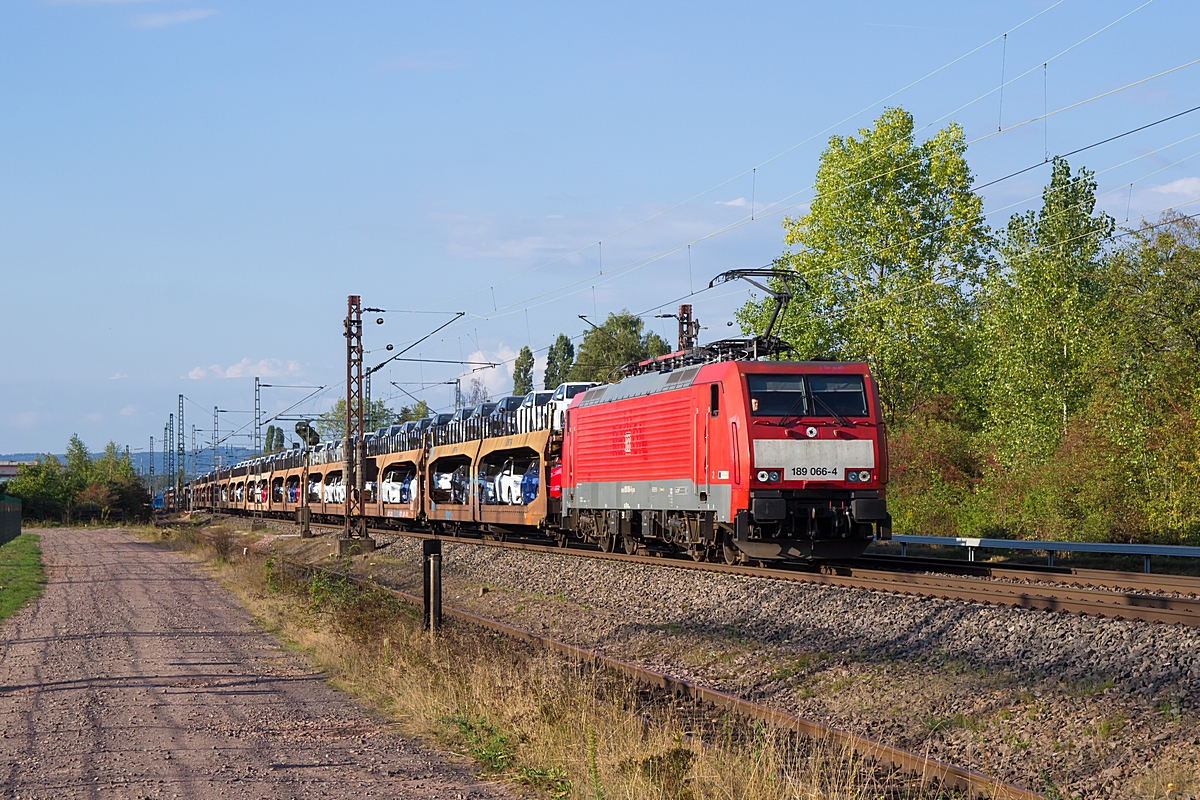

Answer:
[715,197,749,207]
[188,358,302,379]
[109,373,127,380]
[462,344,519,400]
[1151,177,1200,198]
[132,9,217,29]
[435,200,748,264]
[12,412,38,429]
[380,51,466,72]
[119,405,136,416]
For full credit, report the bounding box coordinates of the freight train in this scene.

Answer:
[180,349,892,564]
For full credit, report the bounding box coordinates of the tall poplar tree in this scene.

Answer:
[512,346,535,395]
[544,334,575,390]
[979,157,1115,462]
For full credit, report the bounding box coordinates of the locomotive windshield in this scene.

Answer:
[747,373,868,418]
[747,375,808,416]
[808,375,868,417]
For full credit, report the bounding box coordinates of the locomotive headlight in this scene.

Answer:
[768,470,781,483]
[756,470,770,482]
[847,471,859,482]
[857,470,871,482]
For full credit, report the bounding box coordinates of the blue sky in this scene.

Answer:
[2,0,1198,461]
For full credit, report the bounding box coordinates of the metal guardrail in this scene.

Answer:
[0,495,21,546]
[891,534,1200,573]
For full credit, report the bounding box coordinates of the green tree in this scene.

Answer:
[263,424,276,453]
[1071,212,1200,540]
[463,376,489,406]
[736,107,989,422]
[544,334,575,390]
[512,346,535,395]
[979,158,1115,462]
[93,441,137,484]
[568,311,670,383]
[397,400,431,422]
[76,482,116,523]
[6,456,68,520]
[315,398,397,440]
[6,438,149,523]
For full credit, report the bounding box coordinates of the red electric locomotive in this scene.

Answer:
[561,358,890,563]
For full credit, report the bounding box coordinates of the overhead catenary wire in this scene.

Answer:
[336,4,1166,390]
[559,127,1200,332]
[407,54,1200,358]
[448,111,1200,335]
[198,4,1189,424]
[459,0,1151,320]
[411,1,1070,314]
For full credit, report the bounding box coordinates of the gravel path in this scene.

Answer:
[294,532,1200,799]
[0,529,513,800]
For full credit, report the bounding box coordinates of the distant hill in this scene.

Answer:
[0,453,56,462]
[0,449,257,475]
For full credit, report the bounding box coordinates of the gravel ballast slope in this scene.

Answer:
[297,533,1200,799]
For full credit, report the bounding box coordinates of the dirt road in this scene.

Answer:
[0,529,512,799]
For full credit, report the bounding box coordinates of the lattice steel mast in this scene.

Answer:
[254,377,261,454]
[177,395,185,501]
[343,295,367,541]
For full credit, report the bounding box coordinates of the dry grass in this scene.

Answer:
[145,521,969,799]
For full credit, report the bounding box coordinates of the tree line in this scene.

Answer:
[511,315,671,395]
[1,436,151,522]
[737,107,1200,545]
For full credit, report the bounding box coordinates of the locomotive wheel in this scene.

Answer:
[621,534,638,555]
[721,534,741,565]
[597,532,615,553]
[688,545,708,562]
[555,533,569,548]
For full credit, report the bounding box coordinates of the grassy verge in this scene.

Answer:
[143,521,959,800]
[0,533,46,621]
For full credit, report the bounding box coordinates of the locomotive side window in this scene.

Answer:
[746,374,808,417]
[808,375,868,417]
[710,383,719,417]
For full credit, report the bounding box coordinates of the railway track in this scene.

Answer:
[265,551,1044,800]
[288,518,1200,626]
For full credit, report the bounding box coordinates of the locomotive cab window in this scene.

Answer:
[808,375,868,417]
[746,374,808,416]
[710,384,720,417]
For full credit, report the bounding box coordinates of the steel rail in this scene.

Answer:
[267,552,1043,800]
[292,520,1200,627]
